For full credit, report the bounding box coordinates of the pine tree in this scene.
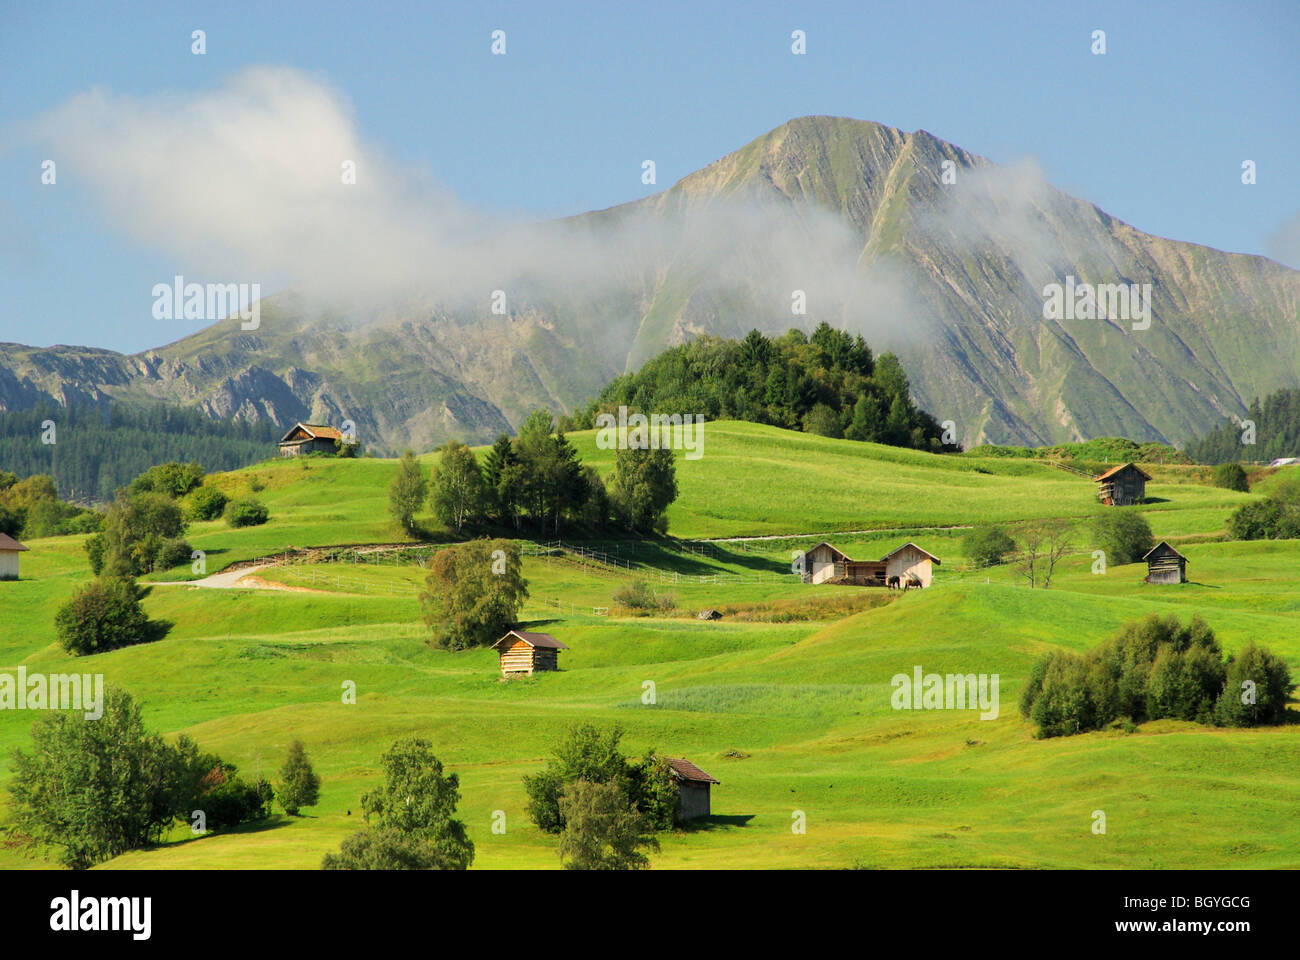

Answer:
[276,739,321,816]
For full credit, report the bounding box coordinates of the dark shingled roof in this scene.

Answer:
[0,533,29,552]
[491,630,569,650]
[666,758,719,784]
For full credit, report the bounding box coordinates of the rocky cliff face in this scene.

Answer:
[2,116,1296,453]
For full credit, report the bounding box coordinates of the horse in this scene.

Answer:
[886,575,901,591]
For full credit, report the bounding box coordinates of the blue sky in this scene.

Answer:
[1,0,1296,353]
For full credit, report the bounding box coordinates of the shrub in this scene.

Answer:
[963,524,1016,568]
[224,498,269,528]
[184,486,228,521]
[1215,641,1294,726]
[1091,511,1154,565]
[155,538,193,571]
[1211,462,1249,492]
[129,461,204,499]
[198,764,274,831]
[54,577,151,656]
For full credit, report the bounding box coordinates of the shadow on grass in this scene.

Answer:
[160,814,290,851]
[677,814,754,833]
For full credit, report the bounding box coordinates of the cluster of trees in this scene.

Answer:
[567,326,960,453]
[972,436,1190,467]
[1228,471,1300,541]
[390,410,678,537]
[1185,388,1300,465]
[963,512,1156,586]
[0,403,281,503]
[0,471,101,540]
[419,539,529,650]
[524,724,675,870]
[322,737,473,870]
[9,689,316,868]
[1020,614,1293,737]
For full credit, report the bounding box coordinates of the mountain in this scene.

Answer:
[2,116,1297,453]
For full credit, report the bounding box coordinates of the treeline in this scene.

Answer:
[566,325,960,453]
[1185,387,1300,465]
[0,471,101,540]
[1020,614,1292,738]
[391,410,678,538]
[971,436,1190,467]
[0,403,280,503]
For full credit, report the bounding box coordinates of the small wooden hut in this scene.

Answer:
[278,423,343,456]
[491,629,569,676]
[0,533,29,581]
[666,758,719,821]
[1142,541,1187,584]
[1094,462,1151,506]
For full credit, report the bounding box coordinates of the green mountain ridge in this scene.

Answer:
[2,116,1297,454]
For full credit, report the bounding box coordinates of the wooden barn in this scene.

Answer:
[0,533,29,581]
[278,423,344,457]
[800,542,886,585]
[1142,541,1187,584]
[491,629,569,676]
[1094,462,1151,506]
[666,758,719,821]
[881,542,941,589]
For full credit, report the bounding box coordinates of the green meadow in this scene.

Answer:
[2,421,1296,870]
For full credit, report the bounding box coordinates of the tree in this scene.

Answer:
[802,403,843,438]
[55,576,152,656]
[129,461,205,499]
[524,723,635,834]
[609,446,678,533]
[429,440,485,532]
[1215,641,1294,726]
[963,524,1016,568]
[844,393,884,443]
[1091,511,1154,565]
[322,737,473,870]
[1211,462,1249,493]
[89,490,186,576]
[557,779,659,870]
[1016,520,1074,588]
[387,450,427,534]
[183,485,228,521]
[419,539,528,650]
[482,434,519,524]
[276,740,321,816]
[10,688,207,868]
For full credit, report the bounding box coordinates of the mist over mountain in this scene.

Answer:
[5,72,1298,454]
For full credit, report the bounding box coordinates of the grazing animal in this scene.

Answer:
[904,575,921,591]
[887,575,901,590]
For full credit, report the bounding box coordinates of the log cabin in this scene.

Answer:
[278,423,344,456]
[491,629,569,676]
[1094,462,1151,506]
[666,758,719,821]
[1142,541,1187,584]
[0,533,29,581]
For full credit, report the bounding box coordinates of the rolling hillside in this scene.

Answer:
[2,422,1296,870]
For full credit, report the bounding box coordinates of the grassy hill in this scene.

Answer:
[1,422,1295,870]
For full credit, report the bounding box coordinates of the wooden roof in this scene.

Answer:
[1142,541,1187,562]
[1094,462,1152,483]
[491,629,569,651]
[278,422,344,443]
[0,533,28,552]
[804,541,851,562]
[880,542,941,565]
[666,758,719,784]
